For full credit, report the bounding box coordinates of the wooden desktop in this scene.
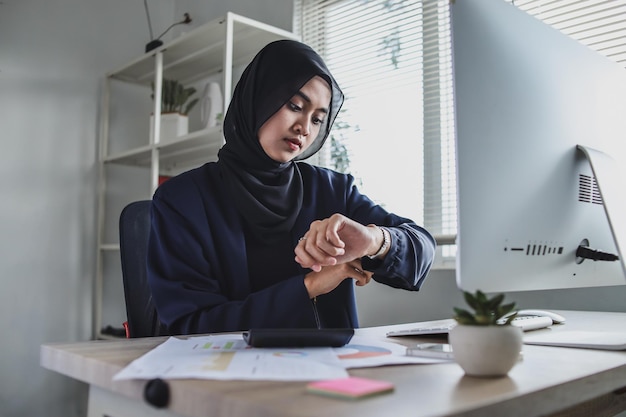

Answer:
[41,310,626,417]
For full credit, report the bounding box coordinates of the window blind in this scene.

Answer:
[294,0,456,266]
[511,0,626,67]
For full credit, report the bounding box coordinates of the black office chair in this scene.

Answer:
[119,200,164,338]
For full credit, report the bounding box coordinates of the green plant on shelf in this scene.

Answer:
[151,78,199,115]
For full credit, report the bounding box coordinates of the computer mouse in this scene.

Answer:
[516,309,566,324]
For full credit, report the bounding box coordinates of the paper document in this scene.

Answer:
[114,334,447,381]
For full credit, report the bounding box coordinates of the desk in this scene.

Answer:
[41,310,626,417]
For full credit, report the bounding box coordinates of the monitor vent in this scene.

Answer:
[525,244,563,256]
[578,174,602,205]
[505,243,564,256]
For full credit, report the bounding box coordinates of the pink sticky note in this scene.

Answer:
[306,376,394,400]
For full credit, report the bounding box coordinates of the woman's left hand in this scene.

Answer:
[294,213,382,271]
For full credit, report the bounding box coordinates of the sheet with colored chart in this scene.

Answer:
[113,334,445,381]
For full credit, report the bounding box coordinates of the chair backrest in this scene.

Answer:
[119,200,163,338]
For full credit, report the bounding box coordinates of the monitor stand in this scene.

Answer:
[577,144,626,279]
[520,146,626,351]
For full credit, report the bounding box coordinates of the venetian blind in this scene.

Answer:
[511,0,626,68]
[294,0,456,266]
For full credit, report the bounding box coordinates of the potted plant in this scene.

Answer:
[448,290,522,377]
[150,79,199,141]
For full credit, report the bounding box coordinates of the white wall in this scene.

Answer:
[0,1,173,415]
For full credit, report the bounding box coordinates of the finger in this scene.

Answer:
[353,266,365,275]
[294,254,324,272]
[324,217,346,249]
[305,217,345,258]
[348,260,373,286]
[315,234,345,257]
[302,231,340,266]
[349,265,367,286]
[294,237,315,266]
[354,274,370,286]
[295,251,329,269]
[295,234,337,269]
[308,224,346,260]
[355,276,372,286]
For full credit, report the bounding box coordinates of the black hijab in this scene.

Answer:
[218,40,344,242]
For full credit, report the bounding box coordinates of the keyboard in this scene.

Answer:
[386,315,554,337]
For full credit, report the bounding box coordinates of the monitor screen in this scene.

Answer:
[451,0,626,293]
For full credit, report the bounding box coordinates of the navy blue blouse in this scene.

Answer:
[147,162,436,335]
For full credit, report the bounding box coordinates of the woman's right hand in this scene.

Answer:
[303,259,373,298]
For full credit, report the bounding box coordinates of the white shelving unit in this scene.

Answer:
[94,13,298,339]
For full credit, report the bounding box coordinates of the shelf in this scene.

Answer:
[109,13,298,86]
[103,127,223,172]
[159,128,223,172]
[95,11,298,340]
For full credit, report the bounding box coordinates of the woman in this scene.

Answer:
[147,40,436,335]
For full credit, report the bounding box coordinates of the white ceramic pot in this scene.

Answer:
[448,324,523,377]
[150,113,189,142]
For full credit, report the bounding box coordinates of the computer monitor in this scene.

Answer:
[451,0,626,293]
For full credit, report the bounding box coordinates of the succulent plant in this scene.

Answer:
[151,79,199,115]
[453,290,517,325]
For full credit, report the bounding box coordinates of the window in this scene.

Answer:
[294,0,456,268]
[294,0,626,269]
